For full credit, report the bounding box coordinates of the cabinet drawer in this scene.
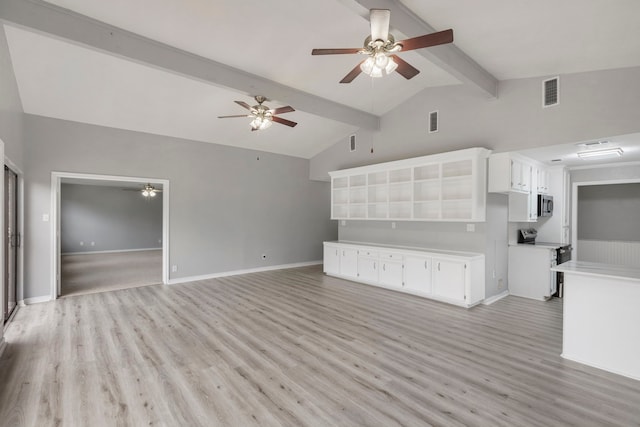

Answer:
[379,252,402,261]
[358,249,378,258]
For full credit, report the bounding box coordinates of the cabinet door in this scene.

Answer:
[323,245,340,274]
[379,261,403,288]
[340,248,358,278]
[357,256,378,282]
[510,160,522,191]
[432,258,466,302]
[404,256,432,294]
[520,163,532,193]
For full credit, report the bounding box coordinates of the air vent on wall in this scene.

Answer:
[349,134,356,152]
[428,111,439,133]
[543,77,559,107]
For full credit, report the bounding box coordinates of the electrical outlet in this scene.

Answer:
[171,265,178,273]
[391,222,396,229]
[466,224,475,232]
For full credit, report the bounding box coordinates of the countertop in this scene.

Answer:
[551,261,640,282]
[324,241,484,259]
[509,242,566,250]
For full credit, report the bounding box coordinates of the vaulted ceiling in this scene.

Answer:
[2,0,639,158]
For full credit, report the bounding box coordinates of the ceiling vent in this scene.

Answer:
[349,134,356,152]
[542,77,559,107]
[577,140,609,147]
[428,111,439,133]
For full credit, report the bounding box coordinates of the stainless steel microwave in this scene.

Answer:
[537,194,553,217]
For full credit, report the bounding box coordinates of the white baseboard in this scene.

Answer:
[21,295,53,305]
[482,290,509,305]
[167,260,322,285]
[62,247,162,255]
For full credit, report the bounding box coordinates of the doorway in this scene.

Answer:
[51,172,170,299]
[3,165,18,322]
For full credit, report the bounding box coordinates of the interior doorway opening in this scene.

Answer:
[51,173,169,299]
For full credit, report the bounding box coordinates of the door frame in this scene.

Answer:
[571,177,640,261]
[4,157,23,316]
[50,172,170,300]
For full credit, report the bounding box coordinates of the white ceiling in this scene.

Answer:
[4,0,640,159]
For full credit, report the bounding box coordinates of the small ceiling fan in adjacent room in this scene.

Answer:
[311,9,454,83]
[123,183,162,198]
[218,96,297,131]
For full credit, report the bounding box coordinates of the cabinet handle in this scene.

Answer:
[383,264,386,271]
[373,262,376,270]
[335,249,338,256]
[424,260,427,269]
[438,262,440,271]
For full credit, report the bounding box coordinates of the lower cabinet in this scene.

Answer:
[432,258,466,302]
[404,256,432,294]
[379,252,403,288]
[323,242,484,308]
[339,247,358,278]
[323,244,340,275]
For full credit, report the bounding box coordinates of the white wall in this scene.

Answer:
[23,115,337,299]
[310,67,640,181]
[61,183,163,253]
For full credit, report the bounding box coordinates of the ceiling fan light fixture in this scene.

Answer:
[360,53,397,78]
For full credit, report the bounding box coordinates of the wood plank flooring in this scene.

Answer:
[1,265,639,426]
[61,250,162,297]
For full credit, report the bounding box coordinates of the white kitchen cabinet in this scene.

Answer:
[379,252,403,288]
[403,256,432,294]
[323,242,485,308]
[537,167,550,194]
[432,258,467,302]
[339,247,358,278]
[357,250,379,282]
[508,245,557,300]
[329,147,490,222]
[323,243,340,275]
[488,153,535,194]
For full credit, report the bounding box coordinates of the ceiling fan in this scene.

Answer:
[218,96,297,131]
[123,183,162,198]
[312,9,453,83]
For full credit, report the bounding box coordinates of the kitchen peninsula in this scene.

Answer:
[552,261,640,380]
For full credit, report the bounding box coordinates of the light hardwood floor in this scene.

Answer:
[61,250,162,297]
[1,265,639,426]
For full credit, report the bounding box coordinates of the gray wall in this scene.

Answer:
[23,115,337,299]
[0,26,23,168]
[61,183,163,253]
[577,183,640,241]
[310,67,640,181]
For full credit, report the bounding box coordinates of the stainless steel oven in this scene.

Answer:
[555,244,572,297]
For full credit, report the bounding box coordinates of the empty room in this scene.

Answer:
[1,1,640,425]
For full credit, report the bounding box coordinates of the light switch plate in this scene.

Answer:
[466,224,475,232]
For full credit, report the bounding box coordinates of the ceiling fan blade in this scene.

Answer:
[234,101,252,110]
[370,9,390,42]
[390,55,420,80]
[398,29,454,51]
[340,61,365,83]
[312,48,362,55]
[218,115,249,118]
[272,106,295,115]
[272,116,298,128]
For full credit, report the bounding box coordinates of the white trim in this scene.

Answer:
[561,353,640,382]
[61,247,162,256]
[4,155,23,318]
[0,337,6,358]
[21,295,52,305]
[51,172,170,300]
[167,261,322,285]
[482,290,509,305]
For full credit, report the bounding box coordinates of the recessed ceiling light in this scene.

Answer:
[577,148,623,159]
